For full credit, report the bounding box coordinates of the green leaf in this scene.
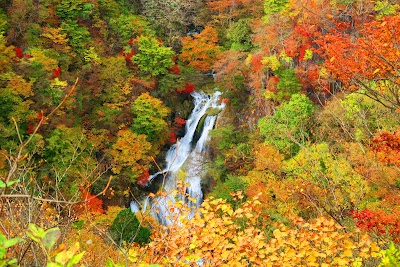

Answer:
[47,262,63,267]
[66,251,85,267]
[105,258,125,267]
[0,233,6,244]
[5,179,19,187]
[4,237,24,249]
[0,247,6,259]
[105,259,114,267]
[71,220,84,230]
[42,228,61,251]
[26,224,45,243]
[55,250,68,265]
[258,93,314,156]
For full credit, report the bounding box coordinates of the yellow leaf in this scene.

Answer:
[343,249,353,257]
[306,254,317,263]
[273,229,288,239]
[373,68,380,74]
[188,197,197,204]
[335,257,349,266]
[269,254,279,261]
[235,208,244,214]
[221,250,231,260]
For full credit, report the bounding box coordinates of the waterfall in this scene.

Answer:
[184,115,218,219]
[132,91,224,225]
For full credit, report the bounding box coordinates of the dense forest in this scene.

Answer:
[1,0,400,266]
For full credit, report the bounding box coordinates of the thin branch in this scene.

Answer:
[4,78,79,185]
[47,77,79,119]
[1,176,112,205]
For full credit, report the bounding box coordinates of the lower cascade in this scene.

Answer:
[131,90,225,225]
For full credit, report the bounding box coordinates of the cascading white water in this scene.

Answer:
[148,91,219,181]
[185,115,218,218]
[130,201,140,213]
[132,91,224,225]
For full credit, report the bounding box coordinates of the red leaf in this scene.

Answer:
[52,67,61,78]
[75,188,104,214]
[174,117,186,127]
[137,169,150,187]
[350,209,400,242]
[170,131,177,143]
[14,47,23,58]
[129,38,136,45]
[178,83,195,94]
[271,76,279,83]
[125,49,136,61]
[26,124,35,134]
[169,64,180,74]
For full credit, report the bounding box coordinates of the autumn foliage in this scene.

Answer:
[315,15,400,108]
[136,168,150,187]
[52,66,61,78]
[127,193,381,266]
[74,188,104,214]
[351,209,400,244]
[174,117,186,127]
[169,130,177,143]
[14,47,23,58]
[371,131,400,167]
[177,82,195,94]
[169,64,180,74]
[2,0,400,266]
[180,26,220,71]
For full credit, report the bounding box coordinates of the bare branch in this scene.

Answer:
[0,176,112,205]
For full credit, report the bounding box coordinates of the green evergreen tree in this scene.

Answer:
[110,209,151,246]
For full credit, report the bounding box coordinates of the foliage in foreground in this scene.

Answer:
[1,224,84,267]
[125,193,382,266]
[1,191,400,266]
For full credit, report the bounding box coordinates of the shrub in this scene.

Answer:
[110,209,151,246]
